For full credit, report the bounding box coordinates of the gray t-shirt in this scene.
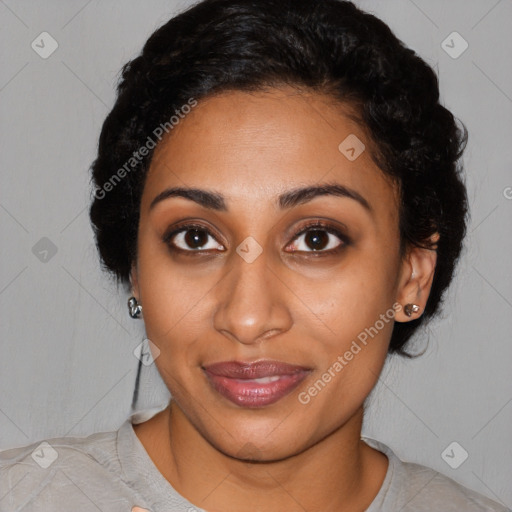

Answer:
[1,406,509,512]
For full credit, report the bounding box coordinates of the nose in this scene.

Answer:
[213,244,293,346]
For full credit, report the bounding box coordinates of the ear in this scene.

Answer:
[129,262,140,299]
[395,233,438,322]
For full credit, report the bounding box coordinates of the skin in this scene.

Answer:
[129,86,438,512]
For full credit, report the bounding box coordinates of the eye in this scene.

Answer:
[164,224,224,253]
[163,220,349,256]
[285,222,349,254]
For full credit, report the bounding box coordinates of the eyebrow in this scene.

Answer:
[149,182,372,214]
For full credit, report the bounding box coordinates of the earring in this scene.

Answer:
[404,303,420,317]
[128,296,143,319]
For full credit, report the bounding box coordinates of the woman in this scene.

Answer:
[0,0,508,510]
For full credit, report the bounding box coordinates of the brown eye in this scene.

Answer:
[184,229,208,249]
[303,230,330,251]
[165,225,224,252]
[286,222,349,254]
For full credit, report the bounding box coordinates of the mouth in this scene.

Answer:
[202,360,312,408]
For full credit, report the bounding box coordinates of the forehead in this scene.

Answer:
[142,87,398,216]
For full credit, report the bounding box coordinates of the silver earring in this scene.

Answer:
[404,303,420,317]
[128,296,142,319]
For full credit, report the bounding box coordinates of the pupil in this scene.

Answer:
[306,230,328,250]
[185,229,207,248]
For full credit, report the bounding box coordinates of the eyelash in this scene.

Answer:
[163,220,350,258]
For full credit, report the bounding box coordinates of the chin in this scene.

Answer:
[198,410,314,462]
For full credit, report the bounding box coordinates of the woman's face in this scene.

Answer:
[131,87,435,460]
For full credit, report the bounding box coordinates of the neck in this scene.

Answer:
[134,400,388,512]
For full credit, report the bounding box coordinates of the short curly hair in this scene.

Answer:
[89,0,468,357]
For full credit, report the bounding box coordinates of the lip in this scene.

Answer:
[202,360,311,408]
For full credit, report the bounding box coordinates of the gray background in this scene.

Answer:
[1,0,511,506]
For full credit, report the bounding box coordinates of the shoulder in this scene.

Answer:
[398,460,510,511]
[0,428,118,472]
[0,427,135,511]
[363,437,510,512]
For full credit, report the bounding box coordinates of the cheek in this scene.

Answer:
[298,242,399,343]
[290,245,398,412]
[295,280,394,432]
[135,237,210,344]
